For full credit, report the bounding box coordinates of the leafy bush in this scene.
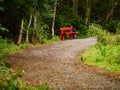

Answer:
[0,66,49,90]
[0,63,24,89]
[34,23,49,44]
[80,24,120,72]
[106,20,120,33]
[87,24,117,45]
[87,24,105,37]
[116,34,120,44]
[0,36,30,58]
[0,37,16,64]
[0,37,23,89]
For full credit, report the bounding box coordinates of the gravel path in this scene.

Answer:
[6,37,120,90]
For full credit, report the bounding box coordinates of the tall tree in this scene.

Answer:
[104,0,119,23]
[32,11,37,43]
[13,0,38,44]
[13,0,26,44]
[51,0,57,38]
[25,15,32,44]
[17,18,24,45]
[72,0,79,18]
[85,0,91,26]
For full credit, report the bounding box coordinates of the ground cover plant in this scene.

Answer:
[0,37,50,90]
[80,24,120,73]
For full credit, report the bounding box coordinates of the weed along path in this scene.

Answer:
[6,37,120,90]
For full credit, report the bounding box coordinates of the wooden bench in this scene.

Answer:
[60,26,78,40]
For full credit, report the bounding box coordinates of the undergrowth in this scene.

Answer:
[80,24,120,73]
[0,36,49,90]
[81,43,120,72]
[44,36,60,44]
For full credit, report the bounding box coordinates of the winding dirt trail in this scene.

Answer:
[6,37,120,90]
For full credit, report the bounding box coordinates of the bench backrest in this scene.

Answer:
[60,27,72,34]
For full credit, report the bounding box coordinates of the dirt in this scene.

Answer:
[5,37,120,90]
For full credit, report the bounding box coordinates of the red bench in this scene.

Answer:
[60,26,78,40]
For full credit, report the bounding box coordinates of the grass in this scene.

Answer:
[44,36,60,44]
[80,43,120,73]
[0,35,61,89]
[79,24,120,73]
[0,36,51,90]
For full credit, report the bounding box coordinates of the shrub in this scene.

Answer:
[116,34,120,44]
[87,24,117,45]
[0,65,23,89]
[81,24,120,72]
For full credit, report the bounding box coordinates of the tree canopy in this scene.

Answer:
[0,0,120,43]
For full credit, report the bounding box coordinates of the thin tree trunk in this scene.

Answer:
[51,0,57,38]
[85,0,91,26]
[72,0,79,18]
[17,18,24,45]
[32,12,37,43]
[104,0,118,23]
[25,15,32,44]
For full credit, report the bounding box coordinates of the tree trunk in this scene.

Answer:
[85,0,91,26]
[104,0,118,23]
[17,18,24,45]
[32,12,37,43]
[25,15,32,44]
[51,0,57,38]
[72,0,79,18]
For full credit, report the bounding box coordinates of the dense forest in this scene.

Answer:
[0,0,120,89]
[0,0,120,44]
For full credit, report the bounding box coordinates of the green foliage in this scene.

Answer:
[0,0,3,2]
[81,43,120,72]
[0,0,4,11]
[0,7,3,11]
[0,65,23,89]
[19,44,29,49]
[87,24,118,45]
[105,20,120,33]
[87,24,103,37]
[0,37,17,64]
[1,0,120,42]
[0,65,49,89]
[57,15,72,27]
[56,15,86,38]
[0,37,23,89]
[29,83,49,90]
[71,17,85,31]
[81,24,120,72]
[45,36,60,44]
[0,37,49,89]
[35,24,49,44]
[0,24,8,32]
[0,36,29,58]
[13,0,39,17]
[116,34,120,44]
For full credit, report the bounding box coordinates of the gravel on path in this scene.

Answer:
[5,37,120,90]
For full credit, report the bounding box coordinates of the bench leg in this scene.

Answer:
[70,34,73,39]
[60,35,64,40]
